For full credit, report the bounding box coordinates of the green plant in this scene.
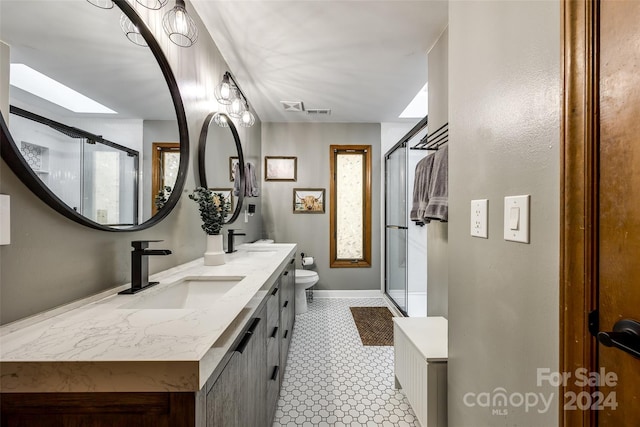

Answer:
[188,187,231,235]
[154,186,172,211]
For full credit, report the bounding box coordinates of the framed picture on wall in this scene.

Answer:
[210,188,234,216]
[229,157,239,181]
[265,156,297,181]
[293,188,325,213]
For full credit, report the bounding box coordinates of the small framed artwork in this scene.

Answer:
[229,157,239,181]
[265,156,297,181]
[293,188,325,214]
[210,188,234,214]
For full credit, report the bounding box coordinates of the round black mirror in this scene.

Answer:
[197,112,245,224]
[0,0,188,231]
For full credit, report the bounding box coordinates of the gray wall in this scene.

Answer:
[448,1,560,425]
[261,122,381,290]
[0,3,262,324]
[427,27,449,318]
[0,41,8,121]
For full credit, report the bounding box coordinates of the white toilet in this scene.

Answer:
[253,240,318,314]
[294,269,318,314]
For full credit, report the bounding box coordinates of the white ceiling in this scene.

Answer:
[191,0,448,123]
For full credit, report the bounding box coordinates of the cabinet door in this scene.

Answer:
[206,352,243,427]
[242,308,267,427]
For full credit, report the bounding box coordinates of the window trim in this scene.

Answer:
[329,145,372,268]
[151,142,180,215]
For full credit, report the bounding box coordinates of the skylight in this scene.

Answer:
[399,82,428,119]
[9,64,117,114]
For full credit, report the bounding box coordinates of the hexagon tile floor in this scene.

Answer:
[272,297,419,427]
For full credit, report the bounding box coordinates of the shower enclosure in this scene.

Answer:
[384,117,428,316]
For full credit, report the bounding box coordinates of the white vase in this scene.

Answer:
[203,234,225,266]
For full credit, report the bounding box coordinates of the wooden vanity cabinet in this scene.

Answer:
[279,258,296,383]
[0,256,297,427]
[206,255,296,427]
[206,304,267,427]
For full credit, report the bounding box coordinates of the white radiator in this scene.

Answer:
[394,317,448,427]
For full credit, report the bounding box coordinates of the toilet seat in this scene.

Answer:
[295,269,319,287]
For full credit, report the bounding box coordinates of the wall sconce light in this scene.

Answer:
[163,0,199,48]
[86,0,114,9]
[214,74,234,105]
[213,112,230,128]
[120,13,148,47]
[240,102,256,128]
[215,72,256,128]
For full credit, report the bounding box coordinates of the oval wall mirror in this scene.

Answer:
[197,112,245,224]
[0,0,189,231]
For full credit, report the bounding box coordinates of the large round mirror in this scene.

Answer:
[0,0,188,231]
[197,112,245,224]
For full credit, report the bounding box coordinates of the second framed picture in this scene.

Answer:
[293,188,325,213]
[265,156,297,181]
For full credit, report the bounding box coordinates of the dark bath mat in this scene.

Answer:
[349,306,394,346]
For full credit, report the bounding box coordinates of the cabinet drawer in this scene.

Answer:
[267,288,279,329]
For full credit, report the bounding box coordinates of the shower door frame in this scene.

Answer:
[384,116,428,317]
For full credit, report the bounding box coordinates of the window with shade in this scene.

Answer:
[330,145,372,268]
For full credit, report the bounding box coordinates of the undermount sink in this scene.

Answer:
[119,276,245,310]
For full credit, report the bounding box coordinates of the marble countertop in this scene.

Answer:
[0,243,296,393]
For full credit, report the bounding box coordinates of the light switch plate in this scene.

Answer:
[504,195,530,243]
[470,199,488,238]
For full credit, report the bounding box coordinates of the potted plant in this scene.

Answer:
[189,187,231,265]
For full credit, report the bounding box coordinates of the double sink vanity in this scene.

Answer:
[0,243,297,427]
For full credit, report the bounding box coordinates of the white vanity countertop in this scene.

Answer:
[0,243,296,393]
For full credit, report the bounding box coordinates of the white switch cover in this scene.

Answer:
[0,194,9,245]
[470,199,488,238]
[504,195,530,243]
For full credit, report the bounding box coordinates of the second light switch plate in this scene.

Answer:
[471,199,488,238]
[504,195,530,243]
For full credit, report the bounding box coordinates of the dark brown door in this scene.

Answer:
[598,0,640,424]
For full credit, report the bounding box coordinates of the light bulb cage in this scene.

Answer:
[86,0,114,9]
[163,0,198,48]
[120,13,148,47]
[214,76,235,105]
[135,0,168,10]
[239,109,256,128]
[226,95,245,119]
[213,112,230,128]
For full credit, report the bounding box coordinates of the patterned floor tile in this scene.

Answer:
[273,298,418,426]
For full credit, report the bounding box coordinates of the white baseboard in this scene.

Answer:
[313,289,383,298]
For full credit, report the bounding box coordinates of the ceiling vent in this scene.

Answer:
[281,101,304,112]
[307,109,332,115]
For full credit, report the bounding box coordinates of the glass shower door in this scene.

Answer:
[385,143,408,314]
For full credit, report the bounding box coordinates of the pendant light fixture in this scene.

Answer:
[135,0,168,10]
[120,13,148,47]
[215,72,256,127]
[163,0,198,47]
[86,0,114,9]
[239,102,256,128]
[213,112,230,128]
[226,89,245,119]
[214,74,235,105]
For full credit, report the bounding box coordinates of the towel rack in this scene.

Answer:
[410,122,448,150]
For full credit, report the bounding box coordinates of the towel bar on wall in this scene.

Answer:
[411,122,448,151]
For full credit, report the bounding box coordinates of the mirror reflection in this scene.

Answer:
[199,112,245,224]
[0,0,181,229]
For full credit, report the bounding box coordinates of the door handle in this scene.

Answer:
[597,319,640,359]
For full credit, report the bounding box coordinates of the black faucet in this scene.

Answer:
[226,229,246,253]
[119,240,172,294]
